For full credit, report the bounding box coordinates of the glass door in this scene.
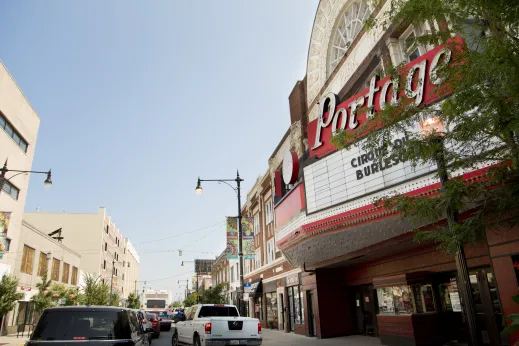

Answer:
[288,287,295,332]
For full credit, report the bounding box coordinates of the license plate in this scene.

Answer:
[229,341,247,345]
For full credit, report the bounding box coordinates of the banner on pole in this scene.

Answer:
[225,217,255,260]
[0,212,11,260]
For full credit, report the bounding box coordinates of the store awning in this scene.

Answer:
[248,279,262,297]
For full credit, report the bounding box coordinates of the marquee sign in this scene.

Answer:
[307,38,462,159]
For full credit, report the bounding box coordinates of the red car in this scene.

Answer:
[147,313,160,338]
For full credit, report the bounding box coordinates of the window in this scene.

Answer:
[411,284,436,313]
[21,245,35,274]
[106,225,109,234]
[288,285,304,325]
[400,26,425,62]
[122,273,125,280]
[51,259,60,281]
[128,262,130,268]
[62,263,70,283]
[37,252,49,277]
[376,286,415,315]
[104,242,107,252]
[2,180,20,200]
[244,259,251,274]
[103,260,106,270]
[0,112,28,152]
[254,249,262,269]
[4,238,11,252]
[198,306,238,318]
[71,267,78,285]
[253,214,260,235]
[31,310,133,340]
[230,266,235,282]
[328,1,371,75]
[264,201,273,225]
[267,239,275,264]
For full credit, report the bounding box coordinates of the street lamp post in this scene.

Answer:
[178,279,189,299]
[0,159,52,194]
[181,261,200,303]
[420,117,480,346]
[195,171,245,316]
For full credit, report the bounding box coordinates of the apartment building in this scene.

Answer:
[121,238,140,299]
[0,61,41,277]
[24,207,139,300]
[5,219,81,333]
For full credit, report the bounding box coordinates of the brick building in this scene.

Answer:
[270,1,519,346]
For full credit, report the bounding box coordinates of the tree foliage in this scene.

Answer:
[199,283,228,304]
[183,294,196,308]
[127,292,140,309]
[171,301,182,308]
[77,273,118,306]
[31,273,54,314]
[0,274,23,317]
[331,0,519,254]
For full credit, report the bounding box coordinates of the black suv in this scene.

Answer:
[27,306,152,346]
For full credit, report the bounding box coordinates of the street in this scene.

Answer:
[153,328,382,346]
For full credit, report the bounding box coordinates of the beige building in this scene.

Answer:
[24,207,139,300]
[0,61,42,277]
[121,237,140,298]
[5,220,81,333]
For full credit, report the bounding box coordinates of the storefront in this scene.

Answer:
[248,279,262,321]
[285,273,304,334]
[263,281,278,329]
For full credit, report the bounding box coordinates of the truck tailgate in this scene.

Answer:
[209,317,261,340]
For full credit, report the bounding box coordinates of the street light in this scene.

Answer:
[0,159,53,194]
[195,171,245,316]
[181,260,200,303]
[419,116,481,346]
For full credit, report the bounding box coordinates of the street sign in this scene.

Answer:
[244,283,251,293]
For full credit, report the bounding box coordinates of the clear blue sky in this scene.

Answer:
[0,0,318,298]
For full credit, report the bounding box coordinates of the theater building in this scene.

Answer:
[273,1,519,345]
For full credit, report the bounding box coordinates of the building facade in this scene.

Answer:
[271,1,518,345]
[5,220,81,333]
[0,61,41,277]
[24,207,140,301]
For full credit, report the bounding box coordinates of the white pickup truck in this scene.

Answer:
[171,304,262,346]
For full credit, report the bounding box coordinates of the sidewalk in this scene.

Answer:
[261,329,382,346]
[0,334,28,346]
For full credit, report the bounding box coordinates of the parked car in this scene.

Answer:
[136,309,154,344]
[147,313,161,338]
[171,304,262,346]
[147,310,172,331]
[27,306,151,346]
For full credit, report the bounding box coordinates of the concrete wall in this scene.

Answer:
[24,210,103,279]
[0,61,40,275]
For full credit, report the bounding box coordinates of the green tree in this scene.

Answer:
[109,290,121,307]
[200,283,228,304]
[0,274,23,335]
[332,0,519,252]
[30,273,54,314]
[49,283,79,306]
[171,301,183,308]
[127,292,140,309]
[77,273,110,306]
[183,294,196,308]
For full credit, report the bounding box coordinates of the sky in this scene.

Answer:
[0,1,318,299]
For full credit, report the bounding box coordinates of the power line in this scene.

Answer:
[135,221,226,245]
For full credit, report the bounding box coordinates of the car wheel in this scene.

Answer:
[194,335,201,346]
[171,333,179,346]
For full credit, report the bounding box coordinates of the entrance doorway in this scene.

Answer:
[352,285,378,336]
[279,293,285,331]
[307,291,316,337]
[436,267,508,345]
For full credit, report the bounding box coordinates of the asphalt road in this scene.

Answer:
[150,328,172,346]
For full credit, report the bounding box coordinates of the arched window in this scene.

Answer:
[328,1,371,76]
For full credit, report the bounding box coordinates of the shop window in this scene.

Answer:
[376,286,415,315]
[288,285,304,325]
[266,292,278,329]
[411,284,436,313]
[513,254,519,285]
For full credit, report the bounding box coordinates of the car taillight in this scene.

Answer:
[258,323,261,334]
[205,323,212,334]
[153,321,158,326]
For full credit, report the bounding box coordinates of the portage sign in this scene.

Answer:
[308,38,462,159]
